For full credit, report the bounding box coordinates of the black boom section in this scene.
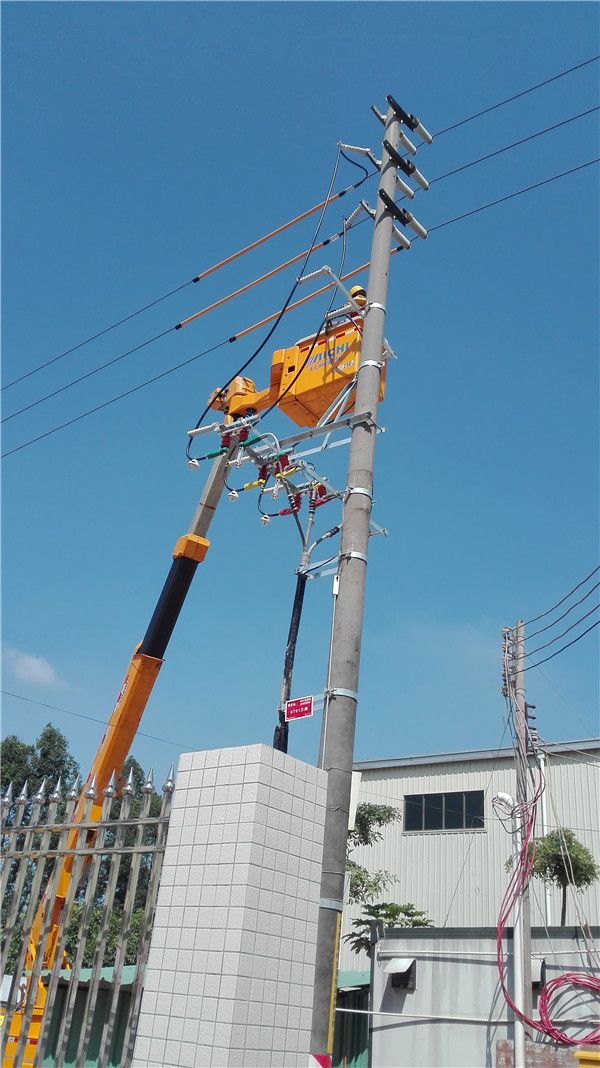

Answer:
[138,556,199,660]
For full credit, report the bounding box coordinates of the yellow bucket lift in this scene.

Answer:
[208,316,386,429]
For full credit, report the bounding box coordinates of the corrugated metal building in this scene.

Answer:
[339,739,600,973]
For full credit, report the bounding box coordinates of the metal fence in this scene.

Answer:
[1,767,174,1068]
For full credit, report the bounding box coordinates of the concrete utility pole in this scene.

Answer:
[513,619,533,1031]
[310,100,430,1060]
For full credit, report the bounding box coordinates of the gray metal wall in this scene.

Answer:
[339,742,600,974]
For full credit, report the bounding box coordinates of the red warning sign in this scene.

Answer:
[285,696,314,721]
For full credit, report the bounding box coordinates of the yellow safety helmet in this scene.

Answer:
[350,284,367,307]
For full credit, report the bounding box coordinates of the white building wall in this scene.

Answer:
[340,742,600,974]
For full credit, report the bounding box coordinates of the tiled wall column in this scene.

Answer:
[132,743,327,1068]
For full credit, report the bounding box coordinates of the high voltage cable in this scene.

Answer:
[4,54,597,396]
[430,106,599,184]
[0,690,193,753]
[0,175,369,395]
[526,581,600,640]
[5,106,597,429]
[2,326,175,424]
[526,603,600,657]
[428,158,599,234]
[1,228,348,426]
[524,620,600,671]
[3,156,599,460]
[524,565,600,625]
[433,55,599,137]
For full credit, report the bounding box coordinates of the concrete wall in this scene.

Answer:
[132,744,327,1068]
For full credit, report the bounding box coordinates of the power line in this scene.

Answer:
[1,326,174,424]
[0,690,194,753]
[0,339,230,458]
[524,566,600,626]
[433,55,600,138]
[3,157,598,460]
[526,581,600,640]
[430,107,599,185]
[428,158,599,234]
[4,54,597,398]
[524,620,600,671]
[526,604,600,657]
[0,175,370,395]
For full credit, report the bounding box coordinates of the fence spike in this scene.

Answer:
[103,770,117,798]
[122,767,136,796]
[84,774,98,800]
[142,767,156,795]
[33,777,47,804]
[16,780,29,804]
[162,765,176,794]
[49,776,63,803]
[2,782,14,807]
[66,774,80,801]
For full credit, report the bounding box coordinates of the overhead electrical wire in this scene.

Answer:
[3,54,597,398]
[0,690,195,754]
[524,620,600,671]
[3,155,599,461]
[526,603,600,657]
[0,174,370,395]
[524,565,600,626]
[5,102,597,431]
[525,581,600,640]
[433,54,599,138]
[185,142,351,455]
[428,158,599,234]
[430,106,599,185]
[5,109,597,430]
[1,223,354,427]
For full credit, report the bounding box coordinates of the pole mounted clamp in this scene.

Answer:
[326,687,359,702]
[341,551,368,565]
[319,898,344,912]
[359,360,384,371]
[366,301,386,314]
[346,486,373,502]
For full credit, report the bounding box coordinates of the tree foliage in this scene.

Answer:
[529,828,600,926]
[344,902,432,957]
[0,723,80,799]
[346,803,401,905]
[345,802,432,956]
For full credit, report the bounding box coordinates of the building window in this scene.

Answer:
[404,791,484,832]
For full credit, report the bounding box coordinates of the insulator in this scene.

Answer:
[221,432,232,447]
[317,483,327,498]
[237,427,249,442]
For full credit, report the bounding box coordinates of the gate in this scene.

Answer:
[1,766,174,1067]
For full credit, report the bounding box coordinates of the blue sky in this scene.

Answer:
[2,2,598,785]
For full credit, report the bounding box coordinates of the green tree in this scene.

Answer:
[530,829,600,926]
[344,902,432,957]
[0,723,80,800]
[346,803,402,904]
[344,802,432,956]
